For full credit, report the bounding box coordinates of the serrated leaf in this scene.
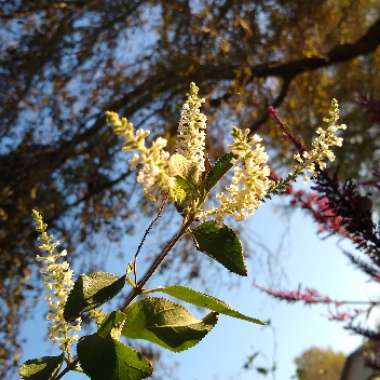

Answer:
[151,285,265,325]
[122,297,218,352]
[19,354,64,380]
[192,221,247,276]
[203,153,234,193]
[77,334,152,380]
[64,272,126,322]
[98,310,127,339]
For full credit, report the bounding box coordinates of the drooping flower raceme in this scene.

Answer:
[32,210,80,354]
[294,98,347,178]
[214,128,272,222]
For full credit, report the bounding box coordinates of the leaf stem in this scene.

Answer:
[141,286,164,294]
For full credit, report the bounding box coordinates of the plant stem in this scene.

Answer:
[122,216,193,309]
[53,215,193,380]
[54,359,79,380]
[133,195,168,283]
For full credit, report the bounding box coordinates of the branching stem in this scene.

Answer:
[123,215,193,308]
[53,214,193,380]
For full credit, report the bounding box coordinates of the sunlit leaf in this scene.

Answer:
[98,310,127,339]
[203,153,234,193]
[122,297,218,352]
[77,334,152,380]
[64,272,125,322]
[151,285,264,324]
[192,221,247,275]
[19,354,64,380]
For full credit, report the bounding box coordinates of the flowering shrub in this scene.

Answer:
[19,83,346,380]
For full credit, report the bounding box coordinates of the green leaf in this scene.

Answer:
[19,354,64,380]
[122,297,218,352]
[192,221,247,276]
[77,334,152,380]
[175,175,196,192]
[151,285,265,325]
[64,272,126,322]
[203,152,234,193]
[98,310,127,339]
[173,175,194,205]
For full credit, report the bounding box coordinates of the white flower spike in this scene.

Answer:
[32,209,81,354]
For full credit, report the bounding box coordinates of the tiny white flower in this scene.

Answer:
[212,128,272,222]
[32,210,81,354]
[175,82,207,183]
[293,99,346,178]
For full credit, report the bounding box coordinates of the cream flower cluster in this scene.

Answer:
[106,111,177,201]
[32,210,80,354]
[176,82,207,182]
[294,98,347,179]
[106,82,208,202]
[109,84,346,221]
[214,128,272,221]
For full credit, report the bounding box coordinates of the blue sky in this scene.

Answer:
[20,191,376,380]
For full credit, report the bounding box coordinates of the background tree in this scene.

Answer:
[1,1,380,377]
[294,347,345,380]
